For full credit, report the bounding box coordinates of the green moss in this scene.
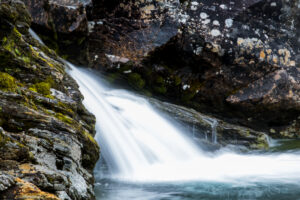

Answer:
[0,72,17,91]
[2,37,15,53]
[13,27,22,39]
[29,45,55,68]
[141,89,152,97]
[14,48,21,56]
[21,56,31,63]
[2,37,7,44]
[120,62,134,73]
[45,76,55,87]
[55,113,73,124]
[58,101,74,114]
[250,135,269,150]
[106,73,120,83]
[153,85,167,94]
[0,3,18,22]
[0,132,7,146]
[128,73,145,90]
[30,82,51,95]
[173,75,181,86]
[82,130,98,146]
[155,76,164,84]
[181,90,196,102]
[270,139,300,151]
[45,94,55,99]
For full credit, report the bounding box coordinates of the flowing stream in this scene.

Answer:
[28,24,300,200]
[66,63,300,200]
[28,25,300,199]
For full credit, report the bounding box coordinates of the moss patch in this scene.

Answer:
[0,72,17,91]
[55,113,73,124]
[29,82,51,95]
[153,85,167,94]
[128,73,145,90]
[82,130,98,146]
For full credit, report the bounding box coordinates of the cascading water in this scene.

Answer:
[203,118,218,144]
[29,28,45,45]
[28,26,300,200]
[67,63,300,185]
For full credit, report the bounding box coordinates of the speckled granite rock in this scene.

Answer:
[21,0,299,139]
[0,1,99,199]
[88,0,180,64]
[87,0,299,138]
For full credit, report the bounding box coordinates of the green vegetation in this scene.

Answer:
[29,82,51,95]
[0,72,17,91]
[55,113,73,124]
[128,73,145,90]
[153,85,167,94]
[155,76,164,84]
[173,75,181,86]
[82,130,98,146]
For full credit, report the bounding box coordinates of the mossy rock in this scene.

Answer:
[0,72,17,91]
[128,73,145,90]
[106,72,120,83]
[153,85,167,94]
[0,130,8,146]
[181,90,196,102]
[173,75,181,86]
[155,76,164,84]
[30,82,51,95]
[0,2,18,23]
[55,113,73,124]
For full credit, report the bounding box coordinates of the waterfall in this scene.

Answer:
[67,63,300,184]
[203,118,218,144]
[29,28,45,45]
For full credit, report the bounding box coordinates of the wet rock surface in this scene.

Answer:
[20,0,299,146]
[150,98,269,150]
[22,0,91,65]
[0,1,99,199]
[86,0,299,139]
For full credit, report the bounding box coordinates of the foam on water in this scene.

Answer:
[67,62,300,184]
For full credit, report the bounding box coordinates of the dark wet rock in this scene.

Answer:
[88,0,299,139]
[0,1,99,199]
[150,98,269,150]
[22,0,91,65]
[88,0,180,65]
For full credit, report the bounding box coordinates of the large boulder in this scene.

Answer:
[0,1,99,199]
[89,0,299,138]
[88,0,180,64]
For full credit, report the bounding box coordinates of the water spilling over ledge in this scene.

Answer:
[67,62,300,185]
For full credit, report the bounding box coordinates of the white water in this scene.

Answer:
[29,28,45,45]
[203,118,218,144]
[67,63,300,185]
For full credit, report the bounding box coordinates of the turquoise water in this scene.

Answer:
[95,140,300,200]
[95,179,300,200]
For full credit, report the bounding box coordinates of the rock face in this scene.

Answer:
[0,1,99,199]
[88,0,180,64]
[22,0,91,65]
[87,0,300,139]
[21,0,299,142]
[150,98,269,150]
